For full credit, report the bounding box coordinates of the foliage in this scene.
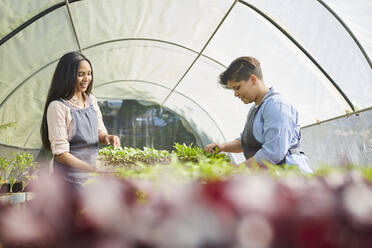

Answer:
[99,143,234,182]
[0,152,36,192]
[1,166,372,247]
[0,122,17,145]
[99,144,372,184]
[1,144,372,247]
[116,157,247,183]
[99,146,170,167]
[173,142,230,162]
[0,122,16,130]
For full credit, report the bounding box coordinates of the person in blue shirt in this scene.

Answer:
[205,56,312,173]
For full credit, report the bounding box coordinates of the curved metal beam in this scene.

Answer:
[239,0,355,111]
[0,0,82,46]
[0,59,59,109]
[0,0,365,113]
[23,120,41,147]
[316,0,371,69]
[0,39,226,108]
[160,0,238,106]
[93,79,227,142]
[65,0,82,52]
[83,38,226,69]
[94,79,171,91]
[302,106,372,129]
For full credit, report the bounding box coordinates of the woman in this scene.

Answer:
[41,52,120,186]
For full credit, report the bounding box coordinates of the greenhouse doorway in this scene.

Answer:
[98,99,201,151]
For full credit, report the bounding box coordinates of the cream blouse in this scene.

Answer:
[47,94,107,155]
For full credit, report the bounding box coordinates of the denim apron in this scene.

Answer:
[241,92,302,164]
[241,92,278,159]
[53,97,99,187]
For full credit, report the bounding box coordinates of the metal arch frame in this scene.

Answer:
[0,38,228,146]
[0,38,226,108]
[0,0,366,113]
[0,0,82,46]
[316,0,371,69]
[238,0,355,111]
[0,1,370,109]
[23,120,42,147]
[0,59,59,109]
[302,106,372,129]
[83,38,226,69]
[160,0,239,106]
[1,0,371,147]
[65,0,82,52]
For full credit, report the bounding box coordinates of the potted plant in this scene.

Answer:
[0,152,36,193]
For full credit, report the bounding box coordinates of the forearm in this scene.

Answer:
[220,139,243,153]
[55,152,97,172]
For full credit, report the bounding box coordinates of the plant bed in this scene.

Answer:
[96,143,243,184]
[97,143,229,169]
[98,146,171,170]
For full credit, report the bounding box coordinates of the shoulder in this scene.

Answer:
[88,94,102,112]
[263,93,293,111]
[88,94,99,104]
[261,94,297,120]
[46,100,70,121]
[48,100,68,112]
[88,94,96,100]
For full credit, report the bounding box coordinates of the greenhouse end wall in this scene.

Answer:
[301,108,372,168]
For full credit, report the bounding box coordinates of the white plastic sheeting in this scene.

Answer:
[0,0,371,153]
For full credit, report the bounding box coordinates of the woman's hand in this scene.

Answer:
[55,152,99,172]
[102,134,121,148]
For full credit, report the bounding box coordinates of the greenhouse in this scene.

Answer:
[0,0,372,247]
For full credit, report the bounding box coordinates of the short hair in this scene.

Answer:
[219,56,263,87]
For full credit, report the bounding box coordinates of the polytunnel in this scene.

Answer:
[0,0,371,167]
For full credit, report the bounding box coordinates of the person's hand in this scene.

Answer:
[103,134,121,148]
[204,142,224,153]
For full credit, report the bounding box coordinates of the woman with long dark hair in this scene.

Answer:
[41,52,120,186]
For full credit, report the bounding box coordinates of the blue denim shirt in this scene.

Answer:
[238,87,313,173]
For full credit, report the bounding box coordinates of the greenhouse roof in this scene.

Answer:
[0,0,371,149]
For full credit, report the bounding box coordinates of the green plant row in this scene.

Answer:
[0,122,16,130]
[114,160,372,185]
[99,146,170,167]
[99,143,230,168]
[173,142,230,162]
[98,144,372,184]
[115,156,247,182]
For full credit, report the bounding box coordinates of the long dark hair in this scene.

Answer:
[40,52,94,151]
